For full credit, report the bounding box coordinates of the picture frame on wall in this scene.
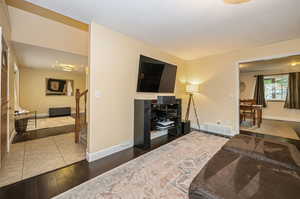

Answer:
[45,78,74,96]
[1,36,8,69]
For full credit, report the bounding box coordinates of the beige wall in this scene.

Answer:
[88,22,186,154]
[0,0,17,149]
[185,38,300,135]
[19,67,86,115]
[8,6,88,56]
[240,71,300,122]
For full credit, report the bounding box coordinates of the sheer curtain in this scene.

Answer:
[284,72,300,109]
[254,75,267,107]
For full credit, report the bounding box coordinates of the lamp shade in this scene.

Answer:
[186,84,199,93]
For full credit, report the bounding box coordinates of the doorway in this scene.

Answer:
[1,36,8,168]
[239,55,300,140]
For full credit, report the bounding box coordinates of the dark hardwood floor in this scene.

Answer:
[2,130,300,199]
[240,130,300,150]
[0,133,186,199]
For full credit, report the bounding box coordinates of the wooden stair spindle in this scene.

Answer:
[75,89,81,143]
[75,89,88,143]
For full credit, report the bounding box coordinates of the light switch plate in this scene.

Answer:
[95,90,101,98]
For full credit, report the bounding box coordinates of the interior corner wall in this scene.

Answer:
[185,38,300,136]
[19,67,86,115]
[88,22,186,154]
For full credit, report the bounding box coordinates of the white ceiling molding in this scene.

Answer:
[26,0,300,60]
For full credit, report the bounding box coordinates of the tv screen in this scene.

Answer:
[137,55,177,93]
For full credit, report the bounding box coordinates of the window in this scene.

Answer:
[264,75,288,101]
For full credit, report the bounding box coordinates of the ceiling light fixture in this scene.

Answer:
[291,62,299,66]
[62,68,73,72]
[59,64,75,68]
[224,0,251,4]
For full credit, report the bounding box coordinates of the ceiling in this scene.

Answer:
[25,0,300,60]
[13,41,88,73]
[240,55,300,73]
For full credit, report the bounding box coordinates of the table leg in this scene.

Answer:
[257,109,262,128]
[253,110,256,126]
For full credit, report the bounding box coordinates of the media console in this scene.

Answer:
[134,98,182,149]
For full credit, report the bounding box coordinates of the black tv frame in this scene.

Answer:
[136,55,177,93]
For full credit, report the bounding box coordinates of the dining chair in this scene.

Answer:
[240,99,256,126]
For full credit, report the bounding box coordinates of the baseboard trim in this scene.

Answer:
[263,116,300,123]
[191,123,237,137]
[36,113,49,118]
[191,128,233,139]
[86,140,133,162]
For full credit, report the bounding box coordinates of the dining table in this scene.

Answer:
[240,104,263,128]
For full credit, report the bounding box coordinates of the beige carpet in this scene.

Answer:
[241,119,300,140]
[53,132,228,199]
[27,116,75,131]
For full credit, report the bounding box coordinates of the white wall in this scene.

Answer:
[88,22,185,155]
[240,71,300,122]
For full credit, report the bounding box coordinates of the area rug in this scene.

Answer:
[53,132,228,199]
[27,116,75,131]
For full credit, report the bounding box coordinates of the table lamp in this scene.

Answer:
[185,84,201,130]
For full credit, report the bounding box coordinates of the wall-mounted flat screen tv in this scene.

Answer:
[137,55,177,93]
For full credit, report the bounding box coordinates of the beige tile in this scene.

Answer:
[22,135,66,179]
[0,142,25,187]
[0,171,22,187]
[0,158,23,187]
[22,150,65,179]
[63,153,85,165]
[22,159,66,179]
[54,133,86,165]
[53,133,75,143]
[24,138,58,156]
[0,132,86,185]
[10,142,25,152]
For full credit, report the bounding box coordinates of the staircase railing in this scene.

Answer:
[75,89,88,143]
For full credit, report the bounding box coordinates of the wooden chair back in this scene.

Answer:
[240,99,256,105]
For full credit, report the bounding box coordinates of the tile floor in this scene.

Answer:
[0,133,86,187]
[240,119,300,140]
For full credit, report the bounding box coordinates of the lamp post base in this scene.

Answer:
[181,120,191,134]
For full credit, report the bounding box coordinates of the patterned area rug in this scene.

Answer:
[27,116,75,131]
[53,132,228,199]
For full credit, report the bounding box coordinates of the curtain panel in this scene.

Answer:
[284,72,300,109]
[254,75,267,107]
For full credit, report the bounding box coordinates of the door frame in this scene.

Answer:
[236,51,300,134]
[0,27,2,167]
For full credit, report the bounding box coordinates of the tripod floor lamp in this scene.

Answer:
[185,84,201,130]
